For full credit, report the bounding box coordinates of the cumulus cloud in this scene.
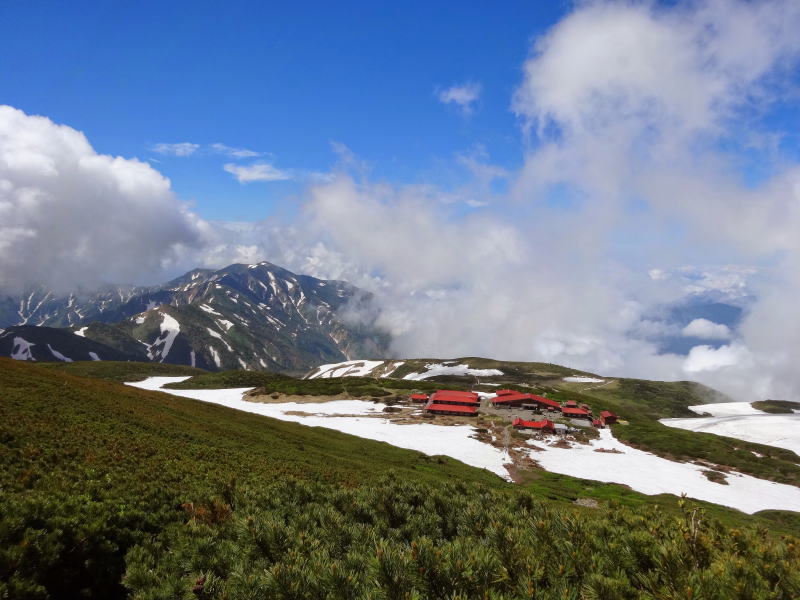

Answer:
[0,105,209,292]
[223,162,292,183]
[437,82,482,115]
[682,319,731,340]
[150,142,199,156]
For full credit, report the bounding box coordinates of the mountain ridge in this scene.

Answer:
[0,261,389,373]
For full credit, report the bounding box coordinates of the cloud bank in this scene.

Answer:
[0,106,209,292]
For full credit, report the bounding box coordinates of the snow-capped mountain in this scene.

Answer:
[0,262,389,373]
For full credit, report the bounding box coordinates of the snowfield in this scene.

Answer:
[126,377,512,479]
[531,428,800,514]
[661,414,800,456]
[402,363,503,380]
[687,402,766,417]
[306,360,387,379]
[126,377,800,513]
[563,376,605,383]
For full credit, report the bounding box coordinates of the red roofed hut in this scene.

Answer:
[561,407,591,420]
[512,417,555,432]
[490,392,528,408]
[495,389,519,396]
[430,390,480,406]
[600,410,618,425]
[592,418,604,428]
[425,401,478,416]
[409,393,428,403]
[564,400,578,408]
[526,394,562,412]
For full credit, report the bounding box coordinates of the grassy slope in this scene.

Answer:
[39,360,205,382]
[752,399,800,414]
[3,358,800,599]
[0,359,502,598]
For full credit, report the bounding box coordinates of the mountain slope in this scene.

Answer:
[0,261,389,373]
[0,325,142,362]
[3,359,799,599]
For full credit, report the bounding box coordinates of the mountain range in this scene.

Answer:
[0,261,389,373]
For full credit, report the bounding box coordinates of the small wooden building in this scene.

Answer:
[600,410,618,425]
[512,417,555,432]
[409,393,429,403]
[561,407,591,420]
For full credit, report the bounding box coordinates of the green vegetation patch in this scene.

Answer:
[39,360,205,382]
[752,399,800,414]
[166,369,459,396]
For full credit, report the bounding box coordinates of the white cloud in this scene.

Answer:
[682,318,731,340]
[0,105,209,292]
[150,142,199,157]
[210,143,260,158]
[683,343,752,374]
[437,82,482,115]
[223,162,292,183]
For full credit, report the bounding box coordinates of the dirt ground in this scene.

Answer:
[242,392,596,477]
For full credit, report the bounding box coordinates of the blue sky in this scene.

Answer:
[0,1,570,220]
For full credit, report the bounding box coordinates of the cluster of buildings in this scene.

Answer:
[410,389,618,431]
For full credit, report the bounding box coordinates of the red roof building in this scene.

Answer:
[526,394,562,411]
[409,393,429,402]
[512,417,555,432]
[490,392,528,407]
[433,390,479,399]
[600,410,618,424]
[561,407,591,419]
[425,402,478,416]
[564,400,578,408]
[430,390,480,406]
[592,419,604,428]
[495,389,518,396]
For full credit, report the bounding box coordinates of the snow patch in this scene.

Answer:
[563,376,605,383]
[209,346,221,368]
[402,363,503,381]
[148,313,180,362]
[531,428,800,514]
[687,402,766,417]
[11,337,35,360]
[47,344,73,362]
[206,328,233,352]
[307,360,386,379]
[74,327,88,337]
[217,319,234,331]
[89,352,101,361]
[199,304,221,316]
[661,414,800,456]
